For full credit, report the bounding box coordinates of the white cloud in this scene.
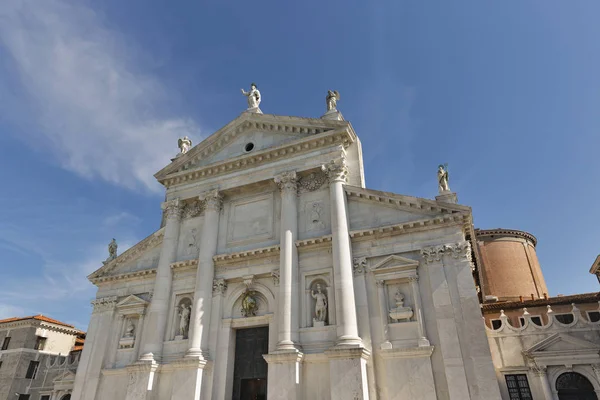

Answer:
[102,211,142,228]
[0,0,201,191]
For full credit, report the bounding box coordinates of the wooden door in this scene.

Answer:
[232,327,268,400]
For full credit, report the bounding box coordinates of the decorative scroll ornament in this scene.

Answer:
[91,296,118,313]
[271,270,280,286]
[297,171,328,193]
[408,275,419,283]
[421,241,472,264]
[321,155,348,183]
[183,200,204,219]
[212,278,228,296]
[199,189,223,212]
[375,279,386,288]
[162,199,184,221]
[352,257,367,276]
[274,171,298,192]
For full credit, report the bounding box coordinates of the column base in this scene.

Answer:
[185,347,210,360]
[334,334,363,348]
[276,340,302,352]
[125,359,159,400]
[263,349,304,400]
[169,357,211,400]
[325,347,371,400]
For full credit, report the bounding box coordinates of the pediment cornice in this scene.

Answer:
[370,255,419,274]
[525,332,600,355]
[88,228,164,281]
[349,213,469,240]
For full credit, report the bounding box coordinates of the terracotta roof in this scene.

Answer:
[482,292,600,312]
[0,314,75,328]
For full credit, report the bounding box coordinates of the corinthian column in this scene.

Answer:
[274,171,300,350]
[187,189,223,358]
[322,156,361,346]
[140,199,184,361]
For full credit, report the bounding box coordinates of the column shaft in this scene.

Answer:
[187,190,222,357]
[140,199,183,360]
[322,158,361,345]
[274,172,300,350]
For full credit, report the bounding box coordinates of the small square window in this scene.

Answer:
[17,395,30,400]
[1,336,10,350]
[491,319,502,330]
[25,360,39,379]
[555,314,574,325]
[34,337,47,351]
[588,311,600,323]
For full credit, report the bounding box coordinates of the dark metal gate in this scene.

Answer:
[232,327,268,400]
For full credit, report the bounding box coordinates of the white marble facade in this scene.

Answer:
[72,111,502,399]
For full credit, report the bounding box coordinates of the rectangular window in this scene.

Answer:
[25,360,39,379]
[505,374,532,400]
[40,396,50,400]
[588,311,600,323]
[34,337,47,351]
[17,395,30,400]
[1,336,10,350]
[555,313,574,324]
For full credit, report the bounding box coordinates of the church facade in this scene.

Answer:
[71,92,502,400]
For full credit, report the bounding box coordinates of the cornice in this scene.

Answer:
[88,228,164,281]
[0,320,80,335]
[170,259,199,272]
[160,128,354,189]
[213,245,280,265]
[89,268,156,285]
[295,235,332,249]
[475,228,537,247]
[345,186,471,216]
[349,214,468,240]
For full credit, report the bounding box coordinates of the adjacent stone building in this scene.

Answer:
[0,315,85,400]
[478,229,600,400]
[71,100,502,400]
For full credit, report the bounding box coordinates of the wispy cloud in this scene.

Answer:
[102,211,142,228]
[0,0,201,191]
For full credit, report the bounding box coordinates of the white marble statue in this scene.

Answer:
[108,238,117,260]
[178,304,191,337]
[241,83,261,109]
[124,319,135,338]
[178,136,192,155]
[326,90,340,112]
[394,290,405,308]
[437,163,450,193]
[311,284,328,323]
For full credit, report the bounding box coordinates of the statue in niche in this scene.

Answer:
[178,303,191,337]
[309,203,325,231]
[124,319,135,338]
[241,291,258,317]
[178,136,192,155]
[311,284,328,326]
[389,289,413,322]
[326,90,340,112]
[241,83,261,109]
[437,163,450,193]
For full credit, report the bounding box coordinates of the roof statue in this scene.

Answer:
[437,163,450,193]
[103,238,117,265]
[178,136,192,155]
[326,90,340,112]
[241,83,262,112]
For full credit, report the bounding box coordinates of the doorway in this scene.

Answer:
[556,372,598,400]
[232,326,268,400]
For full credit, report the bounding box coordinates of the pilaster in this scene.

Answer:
[531,365,553,400]
[263,351,304,400]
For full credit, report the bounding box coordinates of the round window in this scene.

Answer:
[245,143,255,152]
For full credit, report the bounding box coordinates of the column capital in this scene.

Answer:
[408,274,419,283]
[212,278,227,296]
[375,279,386,288]
[321,156,348,183]
[274,171,298,192]
[530,363,548,377]
[199,189,223,212]
[161,198,184,221]
[91,296,118,314]
[271,270,280,286]
[352,257,367,276]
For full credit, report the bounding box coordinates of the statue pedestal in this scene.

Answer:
[321,109,344,121]
[313,319,325,328]
[435,191,458,204]
[245,106,263,114]
[174,335,184,341]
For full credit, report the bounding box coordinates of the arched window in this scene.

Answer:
[60,395,71,400]
[556,372,598,400]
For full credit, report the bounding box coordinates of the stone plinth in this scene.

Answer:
[264,350,304,400]
[435,191,458,204]
[325,347,371,400]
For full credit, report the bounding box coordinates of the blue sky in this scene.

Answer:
[1,1,599,330]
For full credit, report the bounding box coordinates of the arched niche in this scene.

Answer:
[225,282,275,319]
[306,276,332,327]
[556,371,598,400]
[173,296,193,340]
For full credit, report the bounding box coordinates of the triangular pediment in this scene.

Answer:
[155,112,350,182]
[526,333,600,355]
[346,186,471,233]
[116,294,149,308]
[88,228,164,282]
[371,255,419,273]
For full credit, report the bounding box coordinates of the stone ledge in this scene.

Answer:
[213,245,280,264]
[263,349,304,364]
[378,345,434,359]
[349,215,466,240]
[295,235,332,249]
[324,346,371,361]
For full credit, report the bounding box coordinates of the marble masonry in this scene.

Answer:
[71,89,502,399]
